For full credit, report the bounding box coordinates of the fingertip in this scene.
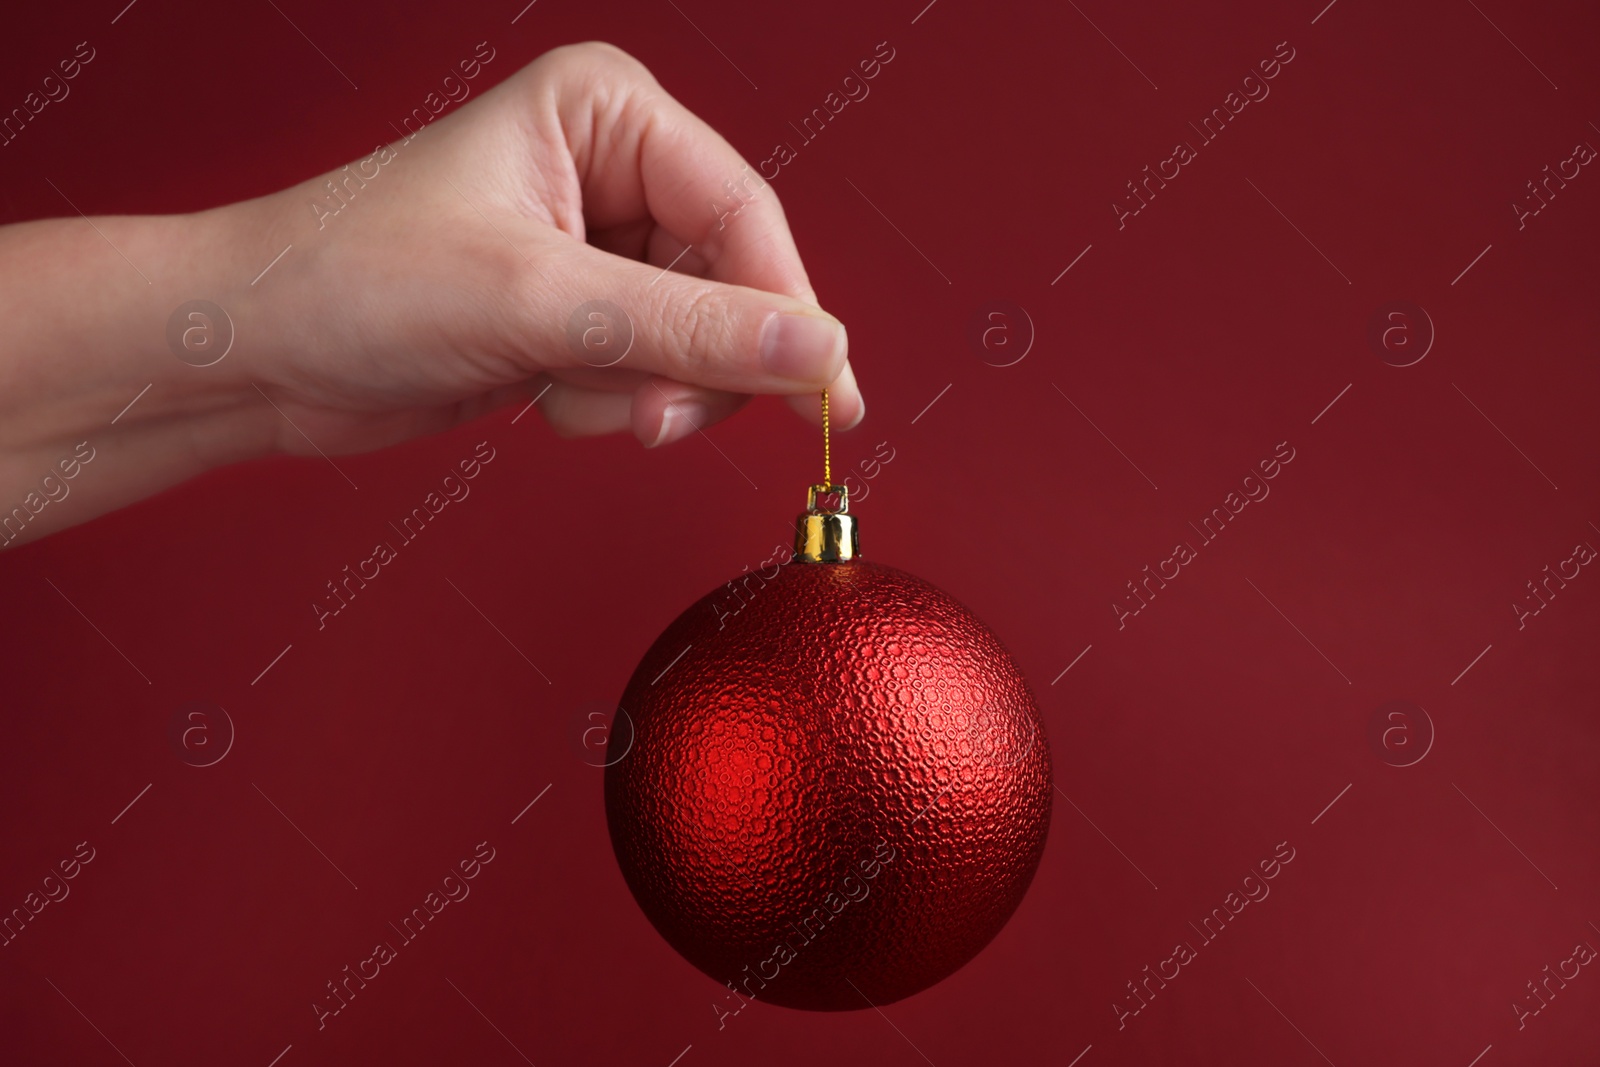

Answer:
[784,360,863,427]
[758,308,847,385]
[833,361,865,429]
[633,379,751,448]
[643,400,709,448]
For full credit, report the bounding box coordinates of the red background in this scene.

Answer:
[2,0,1597,1064]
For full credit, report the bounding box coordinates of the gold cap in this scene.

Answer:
[794,483,858,563]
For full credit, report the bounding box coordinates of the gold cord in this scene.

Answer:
[821,389,831,487]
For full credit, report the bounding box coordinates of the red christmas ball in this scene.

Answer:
[605,557,1052,1011]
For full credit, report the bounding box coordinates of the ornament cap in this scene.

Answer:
[794,483,858,563]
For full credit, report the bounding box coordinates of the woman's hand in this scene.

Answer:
[0,41,861,547]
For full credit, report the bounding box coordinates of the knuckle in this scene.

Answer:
[546,41,651,82]
[482,241,543,342]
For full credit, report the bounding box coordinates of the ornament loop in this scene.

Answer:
[806,483,850,515]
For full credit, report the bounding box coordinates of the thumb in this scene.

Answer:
[538,240,849,396]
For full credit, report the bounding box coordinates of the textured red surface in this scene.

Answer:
[1,0,1598,1065]
[606,559,1051,1010]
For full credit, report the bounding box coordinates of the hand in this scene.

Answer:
[0,41,862,547]
[239,40,863,452]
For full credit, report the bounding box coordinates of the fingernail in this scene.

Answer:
[846,394,865,428]
[649,400,708,448]
[761,312,845,381]
[833,362,865,428]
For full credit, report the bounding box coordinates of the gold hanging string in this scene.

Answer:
[821,388,831,487]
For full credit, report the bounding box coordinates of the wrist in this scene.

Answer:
[0,201,293,547]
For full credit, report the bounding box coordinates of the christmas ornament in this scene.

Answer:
[606,392,1052,1012]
